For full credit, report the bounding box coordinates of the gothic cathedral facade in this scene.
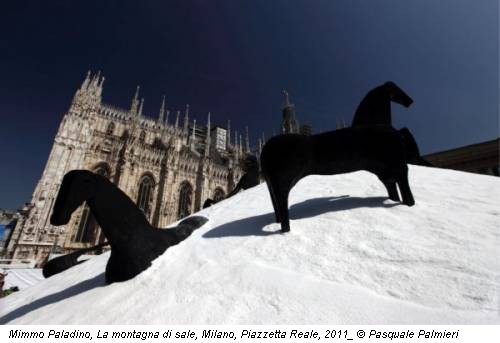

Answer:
[7,71,250,264]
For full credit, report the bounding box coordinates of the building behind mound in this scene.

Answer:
[6,71,255,264]
[423,139,499,177]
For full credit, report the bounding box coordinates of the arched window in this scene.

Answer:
[137,175,155,220]
[139,131,146,143]
[75,166,109,243]
[122,129,129,139]
[213,187,225,202]
[106,122,115,136]
[177,181,193,219]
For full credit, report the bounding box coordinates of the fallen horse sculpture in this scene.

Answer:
[50,170,208,283]
[351,81,413,128]
[43,241,109,278]
[261,127,421,232]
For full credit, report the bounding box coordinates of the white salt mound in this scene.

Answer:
[1,166,499,324]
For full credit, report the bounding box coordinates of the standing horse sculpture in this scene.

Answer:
[202,154,260,208]
[261,126,418,232]
[352,81,413,127]
[50,170,208,283]
[352,81,432,167]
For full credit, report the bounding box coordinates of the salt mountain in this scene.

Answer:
[1,166,498,324]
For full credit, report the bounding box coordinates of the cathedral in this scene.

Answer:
[6,71,258,264]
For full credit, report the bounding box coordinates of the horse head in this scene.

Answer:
[50,170,98,226]
[385,81,413,108]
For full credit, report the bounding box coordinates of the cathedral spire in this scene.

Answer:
[165,110,170,126]
[281,89,299,134]
[138,98,144,116]
[96,76,105,98]
[81,70,91,90]
[227,120,231,148]
[158,95,166,124]
[74,70,104,107]
[183,104,190,131]
[134,85,140,100]
[234,130,238,158]
[89,72,97,88]
[239,134,243,156]
[175,110,180,128]
[282,89,291,107]
[92,70,101,88]
[191,119,196,148]
[205,112,211,156]
[245,126,250,152]
[130,86,140,115]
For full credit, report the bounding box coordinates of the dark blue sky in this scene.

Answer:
[0,0,498,209]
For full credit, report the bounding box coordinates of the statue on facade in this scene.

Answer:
[261,126,421,232]
[281,89,300,134]
[50,170,208,283]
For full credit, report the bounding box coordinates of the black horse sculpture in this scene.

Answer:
[261,126,419,232]
[202,154,260,208]
[352,81,432,167]
[42,242,109,278]
[352,81,413,127]
[50,170,208,283]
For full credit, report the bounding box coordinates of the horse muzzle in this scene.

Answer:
[404,97,414,108]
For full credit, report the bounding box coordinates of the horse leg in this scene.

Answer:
[375,172,400,202]
[396,169,415,206]
[274,183,291,232]
[381,178,400,202]
[384,181,400,202]
[266,179,281,223]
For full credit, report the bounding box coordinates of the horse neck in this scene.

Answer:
[356,88,391,118]
[86,177,151,241]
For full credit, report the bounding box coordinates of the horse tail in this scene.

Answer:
[399,127,433,166]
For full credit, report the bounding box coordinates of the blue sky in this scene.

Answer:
[0,0,498,209]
